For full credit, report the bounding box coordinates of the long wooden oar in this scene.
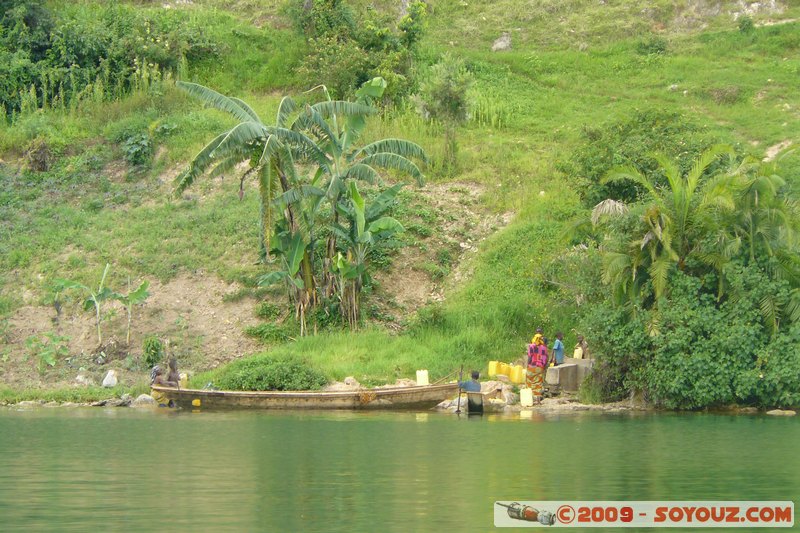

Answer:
[431,368,459,385]
[455,365,463,414]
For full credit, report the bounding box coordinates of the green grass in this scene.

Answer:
[0,384,149,404]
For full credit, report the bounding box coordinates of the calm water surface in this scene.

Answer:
[0,407,797,532]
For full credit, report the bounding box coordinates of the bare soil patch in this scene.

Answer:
[1,274,260,389]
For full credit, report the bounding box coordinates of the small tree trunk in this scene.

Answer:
[95,302,102,345]
[126,304,132,346]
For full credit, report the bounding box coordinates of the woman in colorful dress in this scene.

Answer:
[526,342,548,403]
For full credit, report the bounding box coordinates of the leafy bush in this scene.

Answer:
[255,302,281,320]
[142,335,164,368]
[244,322,294,343]
[636,36,667,55]
[0,3,220,117]
[25,332,69,372]
[556,110,716,207]
[121,133,152,166]
[214,355,328,391]
[292,0,424,101]
[738,16,755,34]
[580,266,800,409]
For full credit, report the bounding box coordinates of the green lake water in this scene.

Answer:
[0,408,797,532]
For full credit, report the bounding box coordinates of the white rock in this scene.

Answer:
[102,370,118,388]
[491,32,512,52]
[344,376,360,387]
[766,409,796,416]
[131,394,157,408]
[75,373,95,387]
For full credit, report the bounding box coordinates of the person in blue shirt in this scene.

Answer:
[552,332,565,366]
[459,370,482,392]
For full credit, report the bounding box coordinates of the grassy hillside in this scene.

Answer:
[1,0,799,396]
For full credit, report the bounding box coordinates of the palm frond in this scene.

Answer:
[276,96,297,127]
[603,165,659,199]
[365,183,404,221]
[268,127,329,167]
[591,199,628,226]
[177,81,257,123]
[360,153,424,185]
[652,153,681,194]
[346,163,380,185]
[294,108,342,158]
[230,97,261,123]
[214,121,268,156]
[174,131,228,193]
[685,144,734,196]
[759,293,782,336]
[648,258,672,300]
[311,100,375,118]
[351,139,428,164]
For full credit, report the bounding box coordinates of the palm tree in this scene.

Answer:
[600,144,735,301]
[292,77,426,300]
[174,81,327,259]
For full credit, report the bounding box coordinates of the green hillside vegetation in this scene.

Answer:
[1,0,799,408]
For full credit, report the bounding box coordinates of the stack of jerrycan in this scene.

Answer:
[487,361,526,384]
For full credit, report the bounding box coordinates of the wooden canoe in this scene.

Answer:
[150,382,459,410]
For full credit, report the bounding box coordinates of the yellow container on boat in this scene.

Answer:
[416,369,429,386]
[510,365,526,384]
[488,361,499,377]
[520,387,534,407]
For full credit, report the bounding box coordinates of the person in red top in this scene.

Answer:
[526,341,549,403]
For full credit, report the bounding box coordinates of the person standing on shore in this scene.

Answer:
[531,327,544,346]
[552,332,565,366]
[526,342,548,403]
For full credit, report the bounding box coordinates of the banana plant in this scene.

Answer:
[257,232,314,335]
[115,279,150,346]
[331,182,405,327]
[54,263,114,346]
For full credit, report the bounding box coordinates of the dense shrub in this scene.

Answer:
[0,2,220,117]
[142,335,164,368]
[580,267,800,409]
[291,0,425,101]
[215,356,328,391]
[557,110,716,207]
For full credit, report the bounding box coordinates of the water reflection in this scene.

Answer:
[0,408,797,532]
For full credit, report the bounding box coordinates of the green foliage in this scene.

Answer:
[292,0,424,101]
[0,2,220,117]
[142,335,164,368]
[255,302,282,319]
[213,355,328,391]
[25,332,69,372]
[738,16,755,34]
[557,110,716,207]
[636,36,668,55]
[54,263,114,345]
[116,279,150,345]
[244,322,295,343]
[418,54,473,174]
[121,133,153,166]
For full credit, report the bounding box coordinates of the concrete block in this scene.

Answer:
[546,364,579,391]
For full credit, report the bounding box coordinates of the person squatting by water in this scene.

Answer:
[150,365,178,407]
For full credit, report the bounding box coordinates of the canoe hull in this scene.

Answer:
[150,383,458,410]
